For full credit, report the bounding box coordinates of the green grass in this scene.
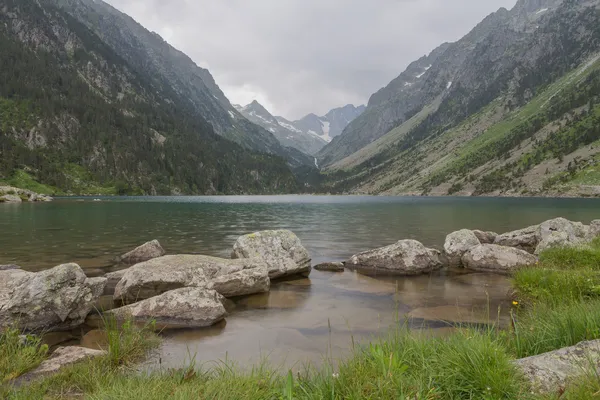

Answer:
[507,300,600,358]
[7,170,59,195]
[514,238,600,304]
[1,317,159,399]
[8,243,600,398]
[0,328,48,383]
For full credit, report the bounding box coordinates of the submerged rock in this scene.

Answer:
[109,288,227,329]
[473,230,498,244]
[0,264,106,331]
[231,230,311,279]
[345,239,443,275]
[516,339,600,393]
[444,229,481,267]
[462,244,538,274]
[113,254,269,303]
[117,240,166,265]
[314,262,345,272]
[0,264,20,271]
[494,225,540,253]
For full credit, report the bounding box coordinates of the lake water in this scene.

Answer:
[2,195,600,369]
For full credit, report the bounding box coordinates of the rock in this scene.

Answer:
[515,340,600,394]
[314,262,345,272]
[1,194,22,203]
[494,225,539,253]
[109,288,226,329]
[117,240,166,265]
[20,346,105,380]
[0,264,107,331]
[231,230,311,279]
[473,230,498,244]
[590,220,600,239]
[345,240,444,276]
[113,254,269,303]
[537,217,588,243]
[444,229,481,267]
[533,218,596,254]
[103,269,127,295]
[534,231,581,255]
[0,264,20,271]
[462,244,538,274]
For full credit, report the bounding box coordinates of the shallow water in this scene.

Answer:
[1,195,599,369]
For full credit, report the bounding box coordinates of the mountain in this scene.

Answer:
[320,0,600,197]
[276,104,366,144]
[317,0,573,166]
[0,0,302,195]
[52,0,314,168]
[234,101,327,156]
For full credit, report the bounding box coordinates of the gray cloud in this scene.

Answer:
[104,0,517,119]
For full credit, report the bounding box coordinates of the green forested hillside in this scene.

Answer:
[0,0,299,195]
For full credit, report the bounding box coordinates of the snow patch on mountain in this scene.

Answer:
[447,81,453,89]
[228,110,236,118]
[320,121,333,142]
[536,8,548,14]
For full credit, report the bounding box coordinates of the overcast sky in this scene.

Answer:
[104,0,517,120]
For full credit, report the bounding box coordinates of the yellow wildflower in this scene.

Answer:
[512,300,519,306]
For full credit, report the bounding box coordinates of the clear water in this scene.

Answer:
[1,195,599,369]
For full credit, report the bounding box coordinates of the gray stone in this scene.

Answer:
[515,340,600,394]
[231,230,311,279]
[109,288,227,329]
[462,244,538,274]
[117,240,166,265]
[113,254,269,303]
[537,217,589,243]
[494,225,540,253]
[444,229,481,267]
[535,231,583,255]
[0,264,107,331]
[20,346,105,381]
[314,262,345,272]
[1,194,22,203]
[473,230,498,244]
[590,220,600,239]
[346,239,443,275]
[0,264,20,271]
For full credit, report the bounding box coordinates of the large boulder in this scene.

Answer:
[117,240,166,265]
[1,194,22,203]
[0,264,106,331]
[537,217,588,243]
[534,218,596,255]
[473,230,498,244]
[590,220,600,239]
[345,240,444,275]
[113,255,269,303]
[444,229,481,267]
[109,288,226,329]
[515,340,600,394]
[494,225,540,253]
[462,244,538,274]
[231,230,311,279]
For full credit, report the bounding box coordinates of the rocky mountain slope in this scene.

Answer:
[53,0,313,168]
[0,0,301,195]
[320,0,600,197]
[276,104,365,144]
[234,101,327,156]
